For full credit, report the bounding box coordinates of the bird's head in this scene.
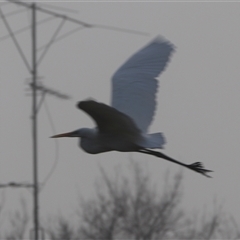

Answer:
[51,128,94,139]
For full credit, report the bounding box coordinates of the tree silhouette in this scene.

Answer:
[1,162,239,239]
[78,162,183,240]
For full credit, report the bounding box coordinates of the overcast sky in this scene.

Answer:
[1,0,240,231]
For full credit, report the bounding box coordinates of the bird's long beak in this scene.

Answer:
[50,131,77,138]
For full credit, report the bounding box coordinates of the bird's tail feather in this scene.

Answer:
[140,132,166,149]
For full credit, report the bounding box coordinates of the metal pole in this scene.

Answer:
[32,3,39,240]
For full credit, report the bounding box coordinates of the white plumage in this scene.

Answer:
[112,37,174,133]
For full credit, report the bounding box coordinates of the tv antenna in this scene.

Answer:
[0,1,147,239]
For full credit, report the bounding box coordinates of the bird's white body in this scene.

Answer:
[77,128,165,154]
[52,36,212,177]
[79,128,139,154]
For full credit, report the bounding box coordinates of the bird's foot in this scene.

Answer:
[187,162,213,178]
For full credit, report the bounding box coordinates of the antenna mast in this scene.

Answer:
[1,2,146,239]
[31,3,39,240]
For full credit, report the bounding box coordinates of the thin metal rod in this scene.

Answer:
[0,16,55,42]
[37,17,66,66]
[8,0,91,27]
[37,25,85,52]
[2,7,27,18]
[32,3,39,240]
[0,7,31,72]
[7,0,148,36]
[38,2,79,14]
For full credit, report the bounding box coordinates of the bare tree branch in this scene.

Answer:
[78,161,184,240]
[4,198,29,240]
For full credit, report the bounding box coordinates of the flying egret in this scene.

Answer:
[51,37,212,177]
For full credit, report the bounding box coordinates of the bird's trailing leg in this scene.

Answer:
[138,149,213,178]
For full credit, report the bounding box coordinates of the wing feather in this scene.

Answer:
[77,100,140,137]
[111,36,175,133]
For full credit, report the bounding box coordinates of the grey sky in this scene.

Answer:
[1,1,240,230]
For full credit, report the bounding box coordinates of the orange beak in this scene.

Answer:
[50,131,77,138]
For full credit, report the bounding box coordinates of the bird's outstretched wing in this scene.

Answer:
[111,36,175,133]
[77,100,140,137]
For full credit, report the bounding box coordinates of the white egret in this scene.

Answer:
[51,37,212,177]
